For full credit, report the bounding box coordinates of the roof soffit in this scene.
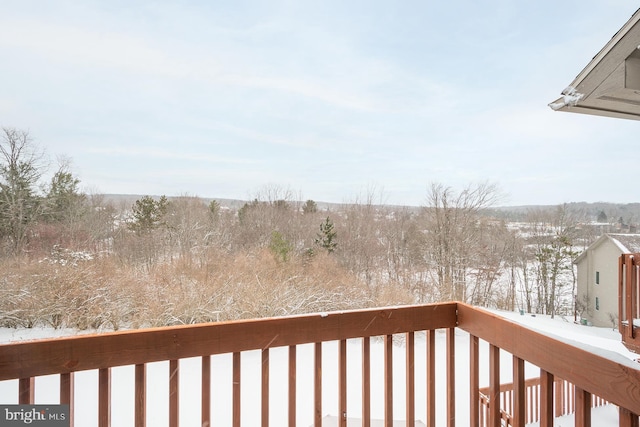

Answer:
[550,9,640,120]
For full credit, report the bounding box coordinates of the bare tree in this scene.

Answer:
[526,205,579,318]
[420,182,502,302]
[0,128,45,254]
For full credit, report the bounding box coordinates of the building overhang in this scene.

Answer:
[549,8,640,121]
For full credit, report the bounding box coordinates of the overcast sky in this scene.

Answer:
[1,1,638,207]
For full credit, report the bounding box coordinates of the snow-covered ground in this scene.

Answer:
[0,309,635,426]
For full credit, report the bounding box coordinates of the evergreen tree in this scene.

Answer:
[315,216,337,253]
[128,195,169,234]
[597,210,608,223]
[302,199,318,215]
[237,199,260,224]
[44,164,85,223]
[269,230,293,262]
[208,200,220,219]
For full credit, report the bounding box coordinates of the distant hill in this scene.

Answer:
[100,194,640,225]
[489,202,640,224]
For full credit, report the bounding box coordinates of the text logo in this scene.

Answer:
[0,405,69,427]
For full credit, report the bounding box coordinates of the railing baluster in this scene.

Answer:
[233,352,241,427]
[488,345,500,427]
[384,334,393,427]
[553,378,564,418]
[619,407,640,427]
[531,384,535,424]
[60,372,74,427]
[314,343,322,427]
[570,380,575,415]
[98,368,111,427]
[406,332,415,427]
[426,329,435,427]
[362,337,370,427]
[262,348,270,427]
[512,356,524,427]
[201,357,210,427]
[631,256,636,339]
[539,370,553,427]
[339,339,347,427]
[447,328,455,427]
[470,335,479,427]
[575,387,591,427]
[289,346,296,427]
[169,359,179,427]
[135,364,146,427]
[18,377,34,404]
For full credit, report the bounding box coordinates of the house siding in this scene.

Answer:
[576,237,622,327]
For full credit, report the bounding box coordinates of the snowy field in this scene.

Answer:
[0,309,636,426]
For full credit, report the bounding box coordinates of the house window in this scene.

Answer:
[595,297,600,311]
[595,271,600,284]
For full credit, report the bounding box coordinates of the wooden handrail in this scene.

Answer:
[0,302,457,381]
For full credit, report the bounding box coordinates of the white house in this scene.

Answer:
[574,233,640,327]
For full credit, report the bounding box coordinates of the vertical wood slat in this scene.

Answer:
[339,339,347,427]
[289,346,296,427]
[314,343,322,427]
[555,378,562,417]
[135,364,146,427]
[233,352,241,427]
[426,330,436,427]
[488,345,500,427]
[512,356,525,427]
[620,255,626,334]
[362,337,371,427]
[627,255,635,339]
[530,383,540,422]
[539,370,553,427]
[98,368,111,427]
[18,377,34,404]
[619,407,640,427]
[201,357,210,427]
[575,387,591,427]
[169,359,179,427]
[384,334,393,427]
[262,349,270,427]
[405,332,415,427]
[60,372,74,427]
[470,335,479,427]
[447,328,455,427]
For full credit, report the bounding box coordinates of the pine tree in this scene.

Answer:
[315,217,337,253]
[45,165,85,223]
[302,199,318,215]
[128,195,169,234]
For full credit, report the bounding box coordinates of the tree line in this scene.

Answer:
[0,127,600,329]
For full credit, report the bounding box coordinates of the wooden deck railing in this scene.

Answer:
[479,376,610,426]
[620,254,640,353]
[1,302,640,427]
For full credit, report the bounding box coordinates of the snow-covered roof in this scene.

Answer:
[573,233,640,264]
[549,8,640,121]
[610,233,640,253]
